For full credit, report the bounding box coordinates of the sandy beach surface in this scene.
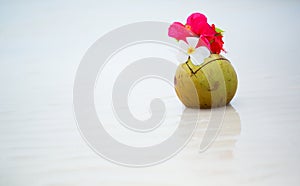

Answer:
[1,0,300,185]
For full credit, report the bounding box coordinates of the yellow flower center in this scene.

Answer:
[185,25,191,30]
[187,47,195,55]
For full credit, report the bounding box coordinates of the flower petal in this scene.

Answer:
[194,22,216,36]
[190,55,204,66]
[196,36,211,50]
[186,13,207,27]
[186,37,199,48]
[177,51,189,63]
[190,46,211,65]
[178,40,189,51]
[196,46,211,58]
[168,22,197,41]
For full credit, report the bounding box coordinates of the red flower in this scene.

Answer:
[208,24,225,54]
[209,34,224,54]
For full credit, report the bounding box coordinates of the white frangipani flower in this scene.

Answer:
[177,37,211,66]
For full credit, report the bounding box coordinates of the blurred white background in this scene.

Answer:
[1,0,300,185]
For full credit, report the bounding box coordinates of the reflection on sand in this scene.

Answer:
[179,105,241,159]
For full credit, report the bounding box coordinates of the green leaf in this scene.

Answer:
[215,27,224,33]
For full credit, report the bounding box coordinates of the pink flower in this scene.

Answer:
[168,22,197,41]
[186,13,207,26]
[186,13,210,36]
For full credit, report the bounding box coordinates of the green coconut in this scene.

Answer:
[174,54,238,109]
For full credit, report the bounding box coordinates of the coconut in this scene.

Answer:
[174,54,238,108]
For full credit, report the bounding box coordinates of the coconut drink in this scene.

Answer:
[168,13,238,108]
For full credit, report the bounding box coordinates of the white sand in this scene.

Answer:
[1,0,300,185]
